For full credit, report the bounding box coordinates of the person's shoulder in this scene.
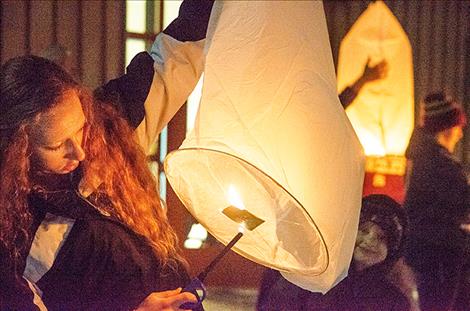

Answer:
[405,128,435,159]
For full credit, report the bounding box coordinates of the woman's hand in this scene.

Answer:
[362,58,388,83]
[350,58,388,94]
[460,223,470,234]
[136,288,198,311]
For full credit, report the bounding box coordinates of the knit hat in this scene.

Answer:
[422,91,467,133]
[360,194,407,263]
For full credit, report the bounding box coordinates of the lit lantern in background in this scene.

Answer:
[337,0,414,202]
[165,1,364,293]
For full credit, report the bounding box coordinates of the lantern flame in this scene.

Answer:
[222,185,265,232]
[227,184,245,210]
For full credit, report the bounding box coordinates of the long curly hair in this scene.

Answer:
[83,99,184,267]
[0,56,183,276]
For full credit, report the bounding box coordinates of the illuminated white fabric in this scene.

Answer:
[135,34,205,153]
[337,0,414,156]
[165,1,364,293]
[23,213,75,284]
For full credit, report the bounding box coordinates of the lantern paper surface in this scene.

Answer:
[164,1,365,293]
[337,0,414,156]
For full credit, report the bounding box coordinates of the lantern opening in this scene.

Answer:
[165,147,329,275]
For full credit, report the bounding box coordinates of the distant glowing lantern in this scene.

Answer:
[337,0,413,199]
[165,1,364,293]
[337,0,414,158]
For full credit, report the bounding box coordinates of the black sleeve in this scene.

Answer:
[338,86,358,109]
[94,52,154,129]
[94,0,214,130]
[163,0,214,42]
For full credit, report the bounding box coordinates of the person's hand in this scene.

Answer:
[362,58,388,83]
[460,223,470,234]
[350,58,388,95]
[135,288,198,311]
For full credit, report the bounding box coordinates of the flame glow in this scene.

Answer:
[226,185,246,233]
[227,184,245,210]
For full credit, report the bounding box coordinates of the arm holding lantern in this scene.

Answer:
[339,58,388,109]
[96,0,213,153]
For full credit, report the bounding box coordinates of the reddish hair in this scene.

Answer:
[0,124,33,264]
[0,56,184,277]
[81,92,184,266]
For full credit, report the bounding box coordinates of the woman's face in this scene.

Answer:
[353,221,388,271]
[30,89,86,175]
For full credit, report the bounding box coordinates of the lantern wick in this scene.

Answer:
[196,231,244,282]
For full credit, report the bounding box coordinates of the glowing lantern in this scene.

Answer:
[336,0,413,201]
[337,0,414,158]
[165,1,364,293]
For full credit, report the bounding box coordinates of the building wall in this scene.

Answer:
[0,0,125,88]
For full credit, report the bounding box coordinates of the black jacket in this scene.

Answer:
[257,267,409,311]
[404,128,469,251]
[26,187,193,311]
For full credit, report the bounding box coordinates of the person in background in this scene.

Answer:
[403,91,469,311]
[338,58,388,109]
[257,194,409,311]
[0,0,213,310]
[338,56,420,310]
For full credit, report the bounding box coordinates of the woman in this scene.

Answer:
[0,55,202,310]
[1,1,214,308]
[257,194,409,311]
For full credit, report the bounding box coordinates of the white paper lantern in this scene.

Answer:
[337,0,414,156]
[165,1,365,293]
